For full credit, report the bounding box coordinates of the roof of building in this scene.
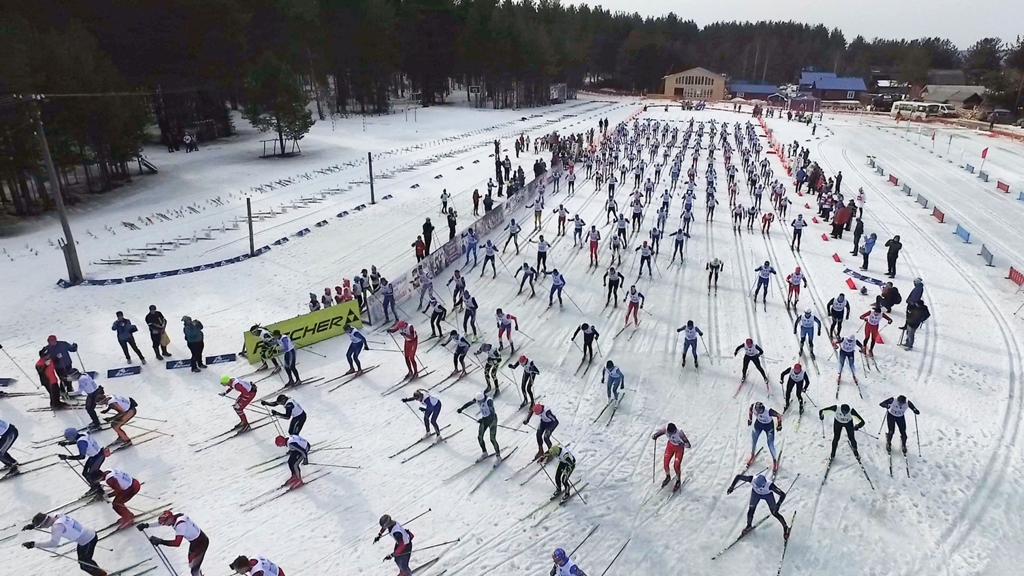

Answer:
[927,69,966,86]
[799,71,836,86]
[729,83,779,95]
[663,67,725,79]
[812,77,867,91]
[921,85,987,104]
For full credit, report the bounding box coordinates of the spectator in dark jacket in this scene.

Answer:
[875,282,902,313]
[112,312,146,365]
[182,316,206,373]
[906,278,924,307]
[850,218,864,256]
[35,349,67,409]
[44,335,77,392]
[901,300,930,350]
[831,205,851,239]
[145,305,170,359]
[422,218,435,254]
[884,236,903,278]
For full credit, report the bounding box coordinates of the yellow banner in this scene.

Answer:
[243,301,363,363]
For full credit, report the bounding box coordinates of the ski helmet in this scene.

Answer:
[553,548,567,562]
[532,404,544,415]
[63,427,78,441]
[753,401,765,414]
[379,514,392,528]
[157,510,176,526]
[840,404,851,414]
[794,364,802,372]
[581,323,590,330]
[753,475,768,489]
[475,392,486,402]
[275,436,287,447]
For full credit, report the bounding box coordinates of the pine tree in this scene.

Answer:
[241,52,315,156]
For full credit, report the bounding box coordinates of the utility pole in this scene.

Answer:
[32,98,83,284]
[246,198,255,257]
[368,152,376,204]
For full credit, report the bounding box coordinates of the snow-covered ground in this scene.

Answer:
[3,96,1024,576]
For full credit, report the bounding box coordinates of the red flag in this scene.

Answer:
[931,131,935,141]
[982,147,989,159]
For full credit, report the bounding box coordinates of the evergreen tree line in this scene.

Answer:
[1,1,1021,216]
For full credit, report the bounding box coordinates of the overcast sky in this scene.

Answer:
[578,0,1021,49]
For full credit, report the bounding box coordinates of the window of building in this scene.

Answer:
[846,91,855,100]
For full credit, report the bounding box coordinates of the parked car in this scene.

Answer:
[984,109,1013,124]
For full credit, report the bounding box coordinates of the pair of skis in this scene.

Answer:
[243,470,332,511]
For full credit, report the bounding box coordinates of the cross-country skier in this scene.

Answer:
[634,242,653,278]
[601,360,625,403]
[503,218,522,254]
[102,469,141,527]
[261,394,305,434]
[141,510,209,576]
[652,422,691,490]
[785,267,807,308]
[447,270,466,311]
[546,446,578,503]
[343,324,369,374]
[780,364,810,413]
[572,215,586,247]
[515,262,538,296]
[456,392,501,460]
[753,261,775,302]
[836,334,864,385]
[524,403,559,459]
[230,554,285,576]
[423,297,446,339]
[550,546,588,576]
[707,258,723,292]
[495,309,519,352]
[70,370,102,430]
[819,404,865,460]
[826,294,851,340]
[748,402,782,472]
[571,323,600,362]
[534,236,549,273]
[274,433,309,488]
[270,331,299,387]
[726,474,791,539]
[675,321,703,367]
[249,325,280,372]
[587,226,601,266]
[440,331,471,375]
[508,355,540,408]
[22,513,107,576]
[623,285,645,326]
[0,417,19,472]
[402,389,442,437]
[604,267,624,306]
[387,321,419,378]
[734,339,769,384]
[58,428,105,495]
[545,269,566,308]
[481,241,497,279]
[462,290,479,338]
[219,375,257,430]
[859,305,892,356]
[474,344,502,395]
[880,396,919,454]
[668,227,687,263]
[791,215,806,250]
[793,308,822,358]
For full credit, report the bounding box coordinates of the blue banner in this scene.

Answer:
[62,246,271,288]
[165,360,191,370]
[206,353,237,365]
[106,366,143,378]
[842,268,885,287]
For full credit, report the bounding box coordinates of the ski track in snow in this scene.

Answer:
[3,100,1024,576]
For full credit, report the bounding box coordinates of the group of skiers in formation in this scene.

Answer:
[1,107,934,576]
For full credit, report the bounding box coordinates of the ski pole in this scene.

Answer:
[59,445,90,486]
[403,508,432,526]
[0,345,38,387]
[28,547,107,571]
[652,438,658,484]
[497,423,530,434]
[699,335,712,363]
[307,462,361,469]
[569,524,600,557]
[600,539,631,576]
[914,412,921,457]
[391,539,460,558]
[142,527,180,576]
[563,290,586,315]
[299,347,327,358]
[75,351,88,373]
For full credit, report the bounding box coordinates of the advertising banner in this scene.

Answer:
[242,300,362,363]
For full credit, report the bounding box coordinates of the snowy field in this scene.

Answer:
[3,95,1024,576]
